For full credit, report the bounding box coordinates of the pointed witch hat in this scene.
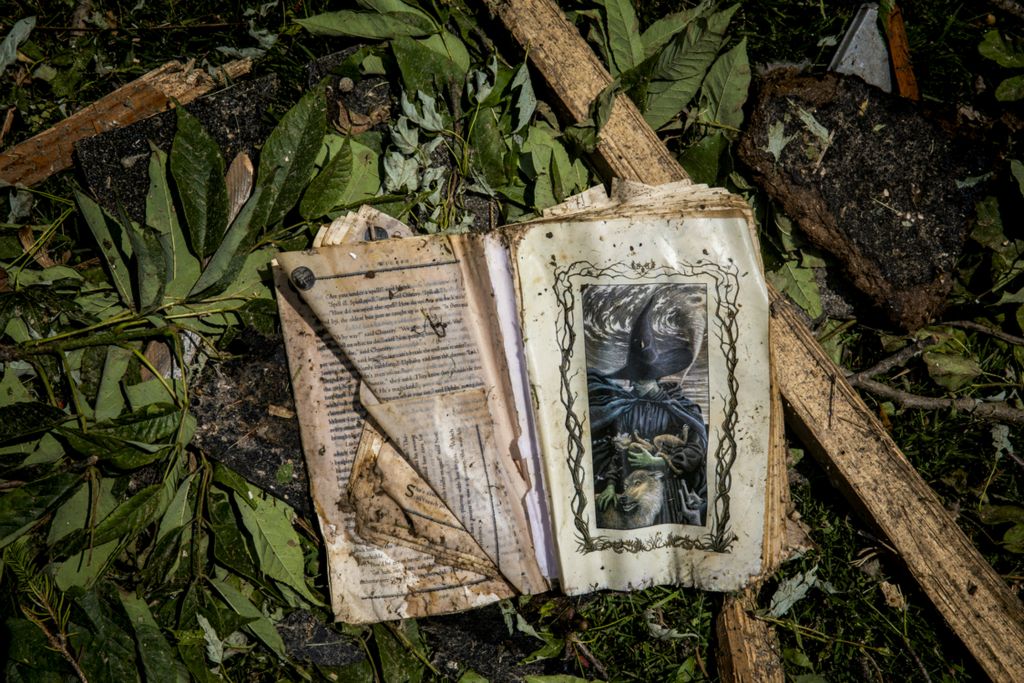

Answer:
[607,293,695,381]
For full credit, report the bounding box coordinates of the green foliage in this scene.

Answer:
[171,107,229,260]
[979,30,1024,101]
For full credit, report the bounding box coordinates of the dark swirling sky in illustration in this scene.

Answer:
[582,283,709,393]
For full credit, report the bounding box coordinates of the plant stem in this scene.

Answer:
[848,376,1024,426]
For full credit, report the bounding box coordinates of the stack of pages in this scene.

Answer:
[274,181,771,623]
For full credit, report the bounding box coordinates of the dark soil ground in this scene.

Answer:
[739,69,975,330]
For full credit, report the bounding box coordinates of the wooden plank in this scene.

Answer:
[487,1,1024,681]
[484,0,687,185]
[0,58,251,187]
[716,589,784,683]
[772,293,1024,682]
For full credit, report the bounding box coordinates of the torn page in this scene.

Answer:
[275,209,512,623]
[276,234,548,595]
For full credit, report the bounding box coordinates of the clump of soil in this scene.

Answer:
[739,69,972,330]
[277,609,365,667]
[190,334,312,518]
[75,75,279,223]
[420,602,577,682]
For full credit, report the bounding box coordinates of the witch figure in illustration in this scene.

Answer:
[584,284,710,529]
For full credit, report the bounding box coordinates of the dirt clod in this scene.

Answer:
[739,69,972,330]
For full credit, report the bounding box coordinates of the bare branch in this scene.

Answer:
[845,336,937,384]
[943,320,1024,347]
[849,376,1024,426]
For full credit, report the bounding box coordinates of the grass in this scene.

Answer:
[2,0,1024,681]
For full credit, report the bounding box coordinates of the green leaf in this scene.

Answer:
[0,401,69,443]
[213,462,258,508]
[209,489,260,580]
[470,106,508,189]
[59,483,167,555]
[75,589,142,683]
[640,2,710,58]
[126,219,168,312]
[698,37,749,129]
[603,0,643,75]
[93,345,132,422]
[48,474,115,543]
[795,105,831,144]
[119,590,191,683]
[170,107,229,260]
[764,120,796,163]
[644,5,736,130]
[510,62,537,133]
[979,30,1024,68]
[176,629,219,683]
[783,647,814,669]
[979,504,1024,526]
[76,189,136,310]
[300,139,354,220]
[157,472,199,541]
[679,131,727,185]
[0,473,80,548]
[1,17,36,73]
[146,148,201,301]
[392,32,470,95]
[235,487,321,604]
[256,86,327,228]
[768,565,820,617]
[296,9,435,39]
[1003,524,1024,553]
[209,577,286,659]
[189,183,268,299]
[767,261,823,319]
[922,351,982,392]
[375,623,427,683]
[6,617,71,676]
[1010,159,1024,197]
[995,75,1024,102]
[971,196,1005,251]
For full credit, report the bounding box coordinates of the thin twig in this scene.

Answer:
[845,336,937,384]
[943,320,1024,346]
[849,376,1024,427]
[903,635,933,683]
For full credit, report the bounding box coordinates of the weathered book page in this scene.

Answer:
[276,234,548,595]
[275,208,513,623]
[506,183,771,594]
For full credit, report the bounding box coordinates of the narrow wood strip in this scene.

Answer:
[884,3,920,101]
[771,290,1024,683]
[0,58,251,187]
[485,0,688,185]
[716,589,784,683]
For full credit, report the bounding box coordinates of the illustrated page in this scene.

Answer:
[509,183,771,594]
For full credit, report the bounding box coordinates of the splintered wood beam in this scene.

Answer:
[482,0,687,185]
[487,1,1024,681]
[716,590,784,683]
[0,58,251,187]
[772,295,1024,681]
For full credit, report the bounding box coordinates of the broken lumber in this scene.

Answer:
[716,590,784,683]
[772,295,1024,682]
[0,58,251,187]
[488,1,1024,681]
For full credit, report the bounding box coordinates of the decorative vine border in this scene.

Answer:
[553,258,742,555]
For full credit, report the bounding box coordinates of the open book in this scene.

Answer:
[274,181,770,623]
